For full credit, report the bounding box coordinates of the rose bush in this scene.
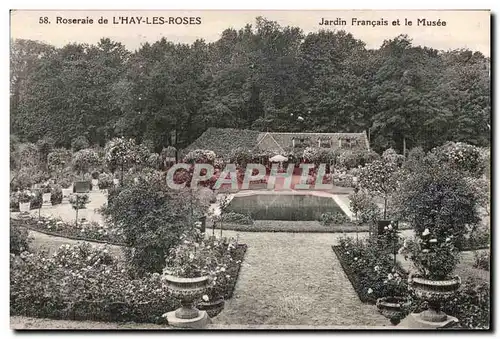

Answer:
[334,237,408,303]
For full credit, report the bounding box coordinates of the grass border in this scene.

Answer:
[221,221,412,234]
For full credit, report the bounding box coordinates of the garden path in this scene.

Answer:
[213,230,391,326]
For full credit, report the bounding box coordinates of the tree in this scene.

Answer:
[102,176,202,277]
[72,148,100,178]
[358,160,399,220]
[395,155,480,247]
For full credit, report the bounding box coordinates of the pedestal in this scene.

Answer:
[398,312,459,329]
[164,310,211,329]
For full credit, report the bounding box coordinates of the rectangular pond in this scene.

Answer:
[226,193,346,221]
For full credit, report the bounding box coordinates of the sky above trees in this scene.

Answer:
[10,10,490,56]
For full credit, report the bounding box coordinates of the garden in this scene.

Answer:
[10,135,491,329]
[332,142,490,329]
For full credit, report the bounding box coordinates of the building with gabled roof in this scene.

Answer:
[184,128,369,157]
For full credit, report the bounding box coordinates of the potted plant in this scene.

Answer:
[59,177,73,203]
[91,170,100,191]
[17,190,33,215]
[399,232,461,327]
[70,194,90,226]
[72,148,99,193]
[377,296,411,325]
[358,159,399,236]
[40,185,52,207]
[112,172,120,187]
[98,172,113,195]
[161,231,214,328]
[196,236,235,317]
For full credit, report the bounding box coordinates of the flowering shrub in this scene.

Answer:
[47,148,72,173]
[349,189,381,224]
[10,225,31,255]
[214,212,254,225]
[204,238,246,302]
[337,150,380,169]
[164,230,216,278]
[184,149,217,164]
[334,237,408,303]
[318,212,349,226]
[164,231,246,303]
[432,142,484,177]
[98,172,114,190]
[398,232,460,280]
[10,243,178,323]
[395,161,480,248]
[72,148,100,176]
[473,251,490,271]
[102,177,200,276]
[358,160,399,219]
[104,137,142,175]
[10,189,42,211]
[382,148,405,167]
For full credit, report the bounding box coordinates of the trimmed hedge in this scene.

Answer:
[221,220,413,233]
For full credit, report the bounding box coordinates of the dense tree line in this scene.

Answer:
[10,17,491,153]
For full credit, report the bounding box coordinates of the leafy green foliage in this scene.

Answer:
[71,136,90,151]
[395,157,480,247]
[101,176,204,277]
[10,25,490,153]
[10,225,31,255]
[72,148,100,176]
[318,212,349,226]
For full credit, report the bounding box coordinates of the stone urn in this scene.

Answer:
[197,298,225,318]
[162,274,211,328]
[376,296,411,325]
[42,193,52,207]
[399,275,461,328]
[19,201,31,214]
[113,178,120,187]
[61,188,72,203]
[91,179,99,191]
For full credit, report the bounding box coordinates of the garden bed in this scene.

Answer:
[11,216,126,246]
[10,242,247,324]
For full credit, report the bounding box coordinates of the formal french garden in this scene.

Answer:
[10,18,490,329]
[9,133,490,329]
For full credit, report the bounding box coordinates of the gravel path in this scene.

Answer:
[213,231,391,327]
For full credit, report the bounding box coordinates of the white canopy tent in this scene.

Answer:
[269,154,288,162]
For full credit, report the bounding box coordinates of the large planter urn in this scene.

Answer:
[61,188,72,203]
[19,201,31,214]
[197,298,225,318]
[113,178,120,187]
[398,275,461,329]
[42,193,52,207]
[376,296,411,325]
[91,179,99,191]
[162,274,211,328]
[77,208,88,222]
